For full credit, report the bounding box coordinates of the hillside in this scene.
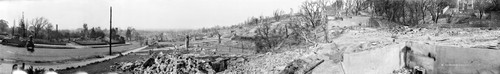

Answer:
[219,16,500,73]
[99,0,500,74]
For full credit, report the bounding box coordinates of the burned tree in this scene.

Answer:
[299,0,329,28]
[30,17,50,38]
[19,15,27,37]
[273,9,285,21]
[0,19,8,33]
[83,23,89,39]
[474,0,496,19]
[298,0,330,43]
[425,0,448,23]
[126,27,134,41]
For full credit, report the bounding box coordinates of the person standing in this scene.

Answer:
[26,36,35,53]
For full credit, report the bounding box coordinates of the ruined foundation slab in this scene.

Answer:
[408,43,500,74]
[343,43,406,74]
[341,42,500,74]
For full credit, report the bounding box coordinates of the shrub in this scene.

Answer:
[33,39,67,45]
[74,40,108,45]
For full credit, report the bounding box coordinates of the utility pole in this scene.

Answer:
[185,35,190,50]
[109,6,113,55]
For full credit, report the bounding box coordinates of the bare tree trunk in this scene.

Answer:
[300,31,317,44]
[435,12,439,23]
[480,11,484,19]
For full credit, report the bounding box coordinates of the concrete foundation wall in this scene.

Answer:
[408,43,500,74]
[343,43,406,74]
[343,43,500,74]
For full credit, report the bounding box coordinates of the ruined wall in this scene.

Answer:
[342,42,500,74]
[407,43,500,74]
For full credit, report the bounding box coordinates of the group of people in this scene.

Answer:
[11,63,57,74]
[112,53,216,74]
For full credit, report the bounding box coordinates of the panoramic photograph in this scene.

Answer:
[1,0,500,74]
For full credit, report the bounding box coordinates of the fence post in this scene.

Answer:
[185,35,190,50]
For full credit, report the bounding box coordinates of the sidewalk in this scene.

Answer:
[33,42,132,49]
[0,46,147,73]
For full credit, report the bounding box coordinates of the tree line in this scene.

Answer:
[353,0,499,26]
[0,17,141,42]
[0,17,66,40]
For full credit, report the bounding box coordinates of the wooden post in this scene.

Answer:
[218,33,221,44]
[185,35,190,49]
[241,42,244,53]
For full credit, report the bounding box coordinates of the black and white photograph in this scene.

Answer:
[1,0,500,74]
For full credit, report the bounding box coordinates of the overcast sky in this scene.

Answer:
[0,0,304,30]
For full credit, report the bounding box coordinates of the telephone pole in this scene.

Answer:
[109,6,113,55]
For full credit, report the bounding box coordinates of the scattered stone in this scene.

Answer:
[280,59,308,74]
[111,55,223,74]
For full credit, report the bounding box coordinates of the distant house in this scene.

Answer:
[449,0,500,14]
[455,0,476,12]
[406,0,476,13]
[324,0,496,18]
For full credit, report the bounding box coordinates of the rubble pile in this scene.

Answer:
[220,49,307,73]
[111,55,221,74]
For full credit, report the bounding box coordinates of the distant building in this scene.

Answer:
[455,0,476,11]
[324,0,497,17]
